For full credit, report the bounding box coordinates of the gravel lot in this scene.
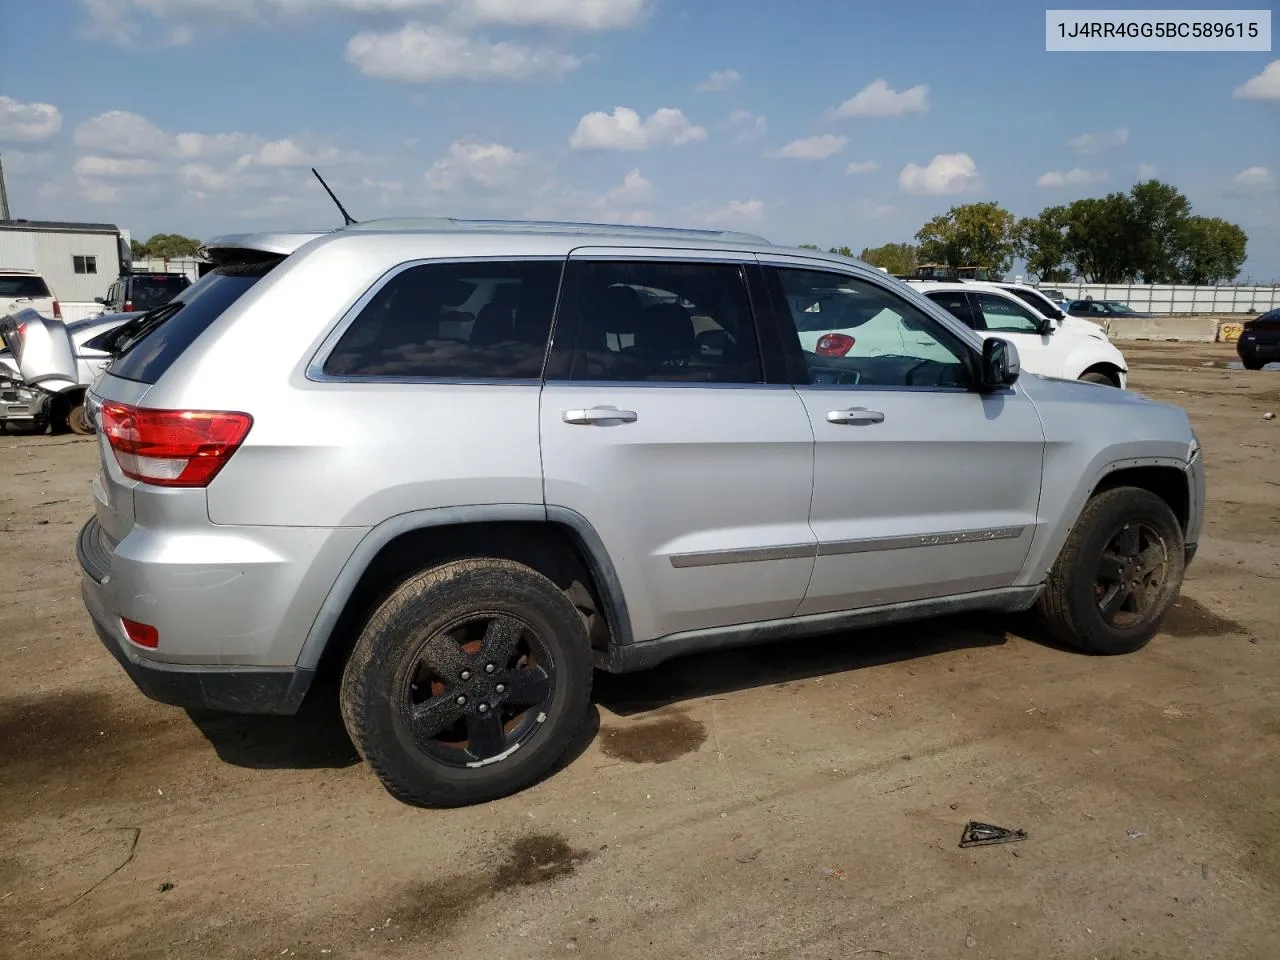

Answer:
[2,341,1278,960]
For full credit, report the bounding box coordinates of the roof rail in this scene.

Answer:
[341,217,771,245]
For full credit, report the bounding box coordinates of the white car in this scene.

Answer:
[970,280,1106,339]
[1,268,61,322]
[908,281,1127,387]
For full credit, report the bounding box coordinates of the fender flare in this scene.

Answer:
[294,503,633,670]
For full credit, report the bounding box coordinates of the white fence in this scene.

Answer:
[61,301,107,323]
[1031,282,1279,315]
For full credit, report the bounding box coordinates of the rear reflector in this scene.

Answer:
[816,332,856,357]
[100,402,252,488]
[53,300,62,319]
[121,617,159,648]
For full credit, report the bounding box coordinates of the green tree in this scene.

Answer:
[1128,180,1192,283]
[828,245,854,257]
[133,233,203,259]
[797,243,820,250]
[915,202,1017,275]
[1176,216,1247,284]
[1015,206,1072,282]
[1062,193,1139,283]
[858,242,919,275]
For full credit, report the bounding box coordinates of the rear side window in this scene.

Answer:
[321,260,561,380]
[130,275,190,310]
[107,261,277,384]
[0,275,52,299]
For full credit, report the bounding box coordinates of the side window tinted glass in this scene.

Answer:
[323,260,561,380]
[1011,288,1054,316]
[973,292,1042,334]
[772,268,971,388]
[563,260,761,383]
[924,291,976,327]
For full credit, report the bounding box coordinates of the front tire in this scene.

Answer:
[1079,371,1118,386]
[1240,357,1265,371]
[340,558,593,807]
[1037,487,1186,655]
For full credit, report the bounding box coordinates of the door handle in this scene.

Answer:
[562,406,639,425]
[826,407,885,425]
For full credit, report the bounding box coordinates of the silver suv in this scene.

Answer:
[77,220,1205,807]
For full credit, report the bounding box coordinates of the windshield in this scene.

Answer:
[0,275,52,299]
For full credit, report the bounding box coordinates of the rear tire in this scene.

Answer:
[1240,357,1265,371]
[67,403,93,435]
[340,558,593,807]
[1037,487,1185,655]
[1079,371,1118,386]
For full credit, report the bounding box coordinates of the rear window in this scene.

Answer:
[107,261,276,384]
[321,260,561,380]
[0,275,52,299]
[129,275,190,310]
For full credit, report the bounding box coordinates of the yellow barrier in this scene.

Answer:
[1218,322,1243,343]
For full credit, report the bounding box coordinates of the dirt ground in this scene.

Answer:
[2,341,1278,960]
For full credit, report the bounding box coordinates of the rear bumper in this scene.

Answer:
[77,516,316,715]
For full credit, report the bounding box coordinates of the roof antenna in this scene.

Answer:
[312,167,358,226]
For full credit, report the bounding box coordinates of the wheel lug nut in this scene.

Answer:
[456,695,467,705]
[485,663,496,674]
[460,670,471,681]
[495,684,506,693]
[478,703,489,714]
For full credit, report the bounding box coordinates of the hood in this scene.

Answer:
[0,308,78,388]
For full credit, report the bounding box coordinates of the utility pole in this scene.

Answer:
[0,154,11,220]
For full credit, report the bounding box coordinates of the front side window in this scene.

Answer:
[972,292,1043,334]
[323,260,561,380]
[73,255,97,275]
[559,260,762,384]
[1009,288,1057,317]
[924,290,977,328]
[770,268,972,388]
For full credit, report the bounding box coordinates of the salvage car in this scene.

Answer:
[78,220,1203,808]
[1236,308,1280,370]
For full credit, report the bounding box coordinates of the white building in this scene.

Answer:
[0,219,129,319]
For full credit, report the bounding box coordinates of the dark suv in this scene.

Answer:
[97,272,191,314]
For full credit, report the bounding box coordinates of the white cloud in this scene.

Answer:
[696,69,740,93]
[705,198,764,225]
[173,131,260,158]
[898,153,982,195]
[83,0,650,46]
[74,156,160,178]
[1067,127,1129,154]
[845,160,880,175]
[457,0,650,30]
[1230,166,1276,193]
[768,134,847,160]
[601,168,655,205]
[1233,59,1280,100]
[424,139,527,191]
[722,108,766,141]
[1137,162,1158,179]
[0,96,63,142]
[346,23,580,82]
[569,106,707,151]
[75,111,171,156]
[830,79,929,119]
[1037,167,1106,188]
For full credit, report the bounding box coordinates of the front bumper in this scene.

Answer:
[77,517,313,715]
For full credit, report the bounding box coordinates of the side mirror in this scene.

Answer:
[1038,316,1054,336]
[980,337,1020,389]
[94,297,106,304]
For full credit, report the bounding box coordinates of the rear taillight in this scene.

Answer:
[123,300,133,312]
[100,402,252,488]
[815,333,856,357]
[53,300,62,319]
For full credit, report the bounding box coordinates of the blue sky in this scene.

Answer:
[1,0,1278,279]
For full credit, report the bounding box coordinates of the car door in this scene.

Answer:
[539,249,817,642]
[758,258,1046,616]
[967,290,1062,379]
